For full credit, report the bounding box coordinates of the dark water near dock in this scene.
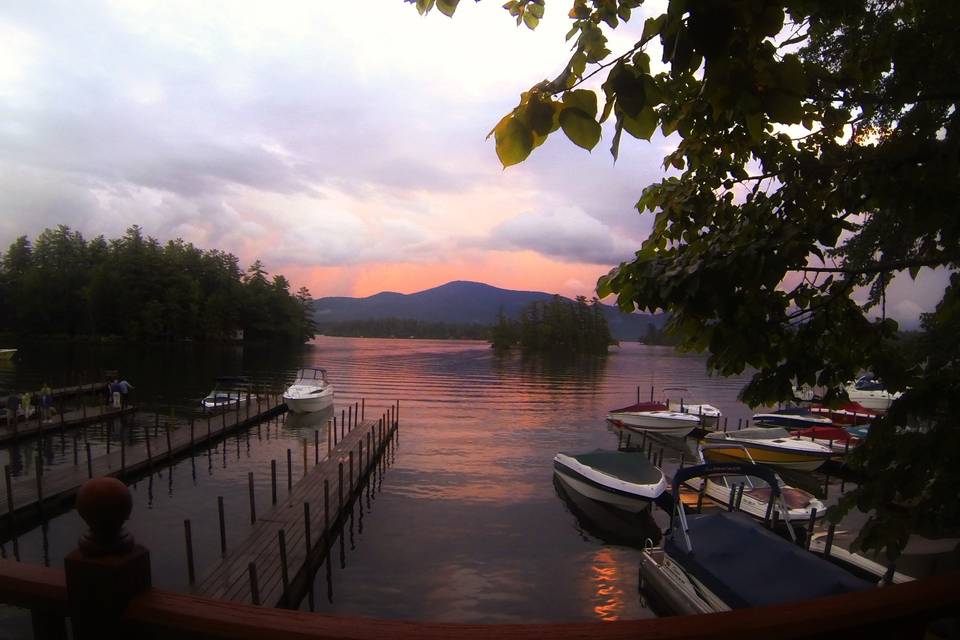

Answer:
[1,337,769,626]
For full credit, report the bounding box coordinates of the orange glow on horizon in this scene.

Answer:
[283,251,617,301]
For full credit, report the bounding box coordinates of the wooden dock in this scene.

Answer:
[0,395,287,534]
[0,405,137,446]
[195,403,399,608]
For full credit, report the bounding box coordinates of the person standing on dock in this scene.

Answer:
[20,391,32,421]
[110,380,122,409]
[39,382,53,422]
[5,391,20,433]
[117,378,134,408]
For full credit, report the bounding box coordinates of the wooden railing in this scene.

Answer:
[1,557,957,640]
[1,476,957,639]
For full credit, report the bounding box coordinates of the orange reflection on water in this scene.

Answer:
[588,549,625,622]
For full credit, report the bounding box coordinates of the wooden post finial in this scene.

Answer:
[75,477,134,556]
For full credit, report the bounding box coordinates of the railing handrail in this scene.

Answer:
[2,557,953,640]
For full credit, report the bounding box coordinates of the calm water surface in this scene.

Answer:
[1,337,761,628]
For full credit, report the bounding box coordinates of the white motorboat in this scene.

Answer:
[753,410,833,430]
[553,450,667,512]
[687,444,825,522]
[703,427,834,471]
[201,376,252,411]
[845,374,901,412]
[662,388,722,427]
[283,368,334,413]
[606,410,700,436]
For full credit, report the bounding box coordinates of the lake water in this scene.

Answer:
[1,337,771,629]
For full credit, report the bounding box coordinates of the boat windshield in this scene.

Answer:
[296,368,328,382]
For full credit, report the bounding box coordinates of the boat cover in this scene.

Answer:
[708,427,791,441]
[565,451,664,486]
[665,511,871,609]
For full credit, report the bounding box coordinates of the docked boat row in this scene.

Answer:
[200,368,335,414]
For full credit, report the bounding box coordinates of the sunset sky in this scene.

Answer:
[0,1,947,327]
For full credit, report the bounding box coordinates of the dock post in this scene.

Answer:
[327,420,332,454]
[143,425,153,464]
[278,529,289,607]
[248,563,260,606]
[217,496,227,556]
[323,479,329,538]
[361,398,365,420]
[359,441,364,479]
[355,402,359,427]
[338,462,343,512]
[696,483,705,513]
[727,484,737,511]
[315,430,319,465]
[165,424,172,460]
[304,502,312,555]
[333,417,337,445]
[804,508,818,549]
[348,405,352,430]
[190,418,195,447]
[4,465,14,522]
[341,409,345,439]
[287,448,293,492]
[302,439,308,477]
[823,522,836,558]
[764,494,775,527]
[271,460,277,505]
[86,444,93,479]
[734,484,745,511]
[349,450,354,492]
[248,472,256,524]
[184,519,196,585]
[35,454,44,514]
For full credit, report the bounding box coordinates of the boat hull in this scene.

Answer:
[753,413,833,429]
[607,411,699,436]
[552,452,666,513]
[702,441,832,471]
[284,390,334,413]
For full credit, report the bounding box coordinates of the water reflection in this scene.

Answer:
[553,476,662,548]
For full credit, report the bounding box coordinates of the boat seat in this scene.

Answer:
[745,486,811,510]
[665,511,871,609]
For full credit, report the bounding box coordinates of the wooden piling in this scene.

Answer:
[349,451,354,491]
[248,562,260,606]
[303,502,312,554]
[209,497,224,560]
[314,430,319,465]
[144,426,152,463]
[4,465,13,522]
[804,508,818,549]
[184,519,196,585]
[361,398,365,420]
[323,479,329,538]
[278,529,289,607]
[248,472,257,524]
[287,449,293,492]
[823,522,836,558]
[85,444,92,479]
[338,462,343,512]
[271,460,277,505]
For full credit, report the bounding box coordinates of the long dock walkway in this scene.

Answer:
[0,395,287,533]
[0,405,137,446]
[195,403,399,608]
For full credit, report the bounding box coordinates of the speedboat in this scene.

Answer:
[662,387,722,427]
[606,410,701,436]
[845,374,901,412]
[638,462,872,615]
[793,425,861,455]
[201,375,252,411]
[283,368,334,413]
[688,444,825,522]
[553,449,667,512]
[753,408,833,430]
[703,427,834,471]
[808,401,878,426]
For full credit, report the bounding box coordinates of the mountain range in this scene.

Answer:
[312,281,666,341]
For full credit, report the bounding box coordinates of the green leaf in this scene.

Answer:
[764,91,804,124]
[436,0,460,17]
[523,96,557,135]
[642,14,666,41]
[494,116,534,167]
[528,2,544,19]
[560,107,601,150]
[610,118,624,161]
[562,89,597,118]
[745,112,763,141]
[622,106,658,140]
[415,0,436,15]
[522,10,539,30]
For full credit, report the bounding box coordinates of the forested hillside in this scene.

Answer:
[0,225,315,343]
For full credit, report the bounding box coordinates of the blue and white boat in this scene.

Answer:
[639,462,873,615]
[753,408,833,430]
[553,450,667,512]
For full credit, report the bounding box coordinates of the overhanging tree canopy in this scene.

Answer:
[411,0,960,558]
